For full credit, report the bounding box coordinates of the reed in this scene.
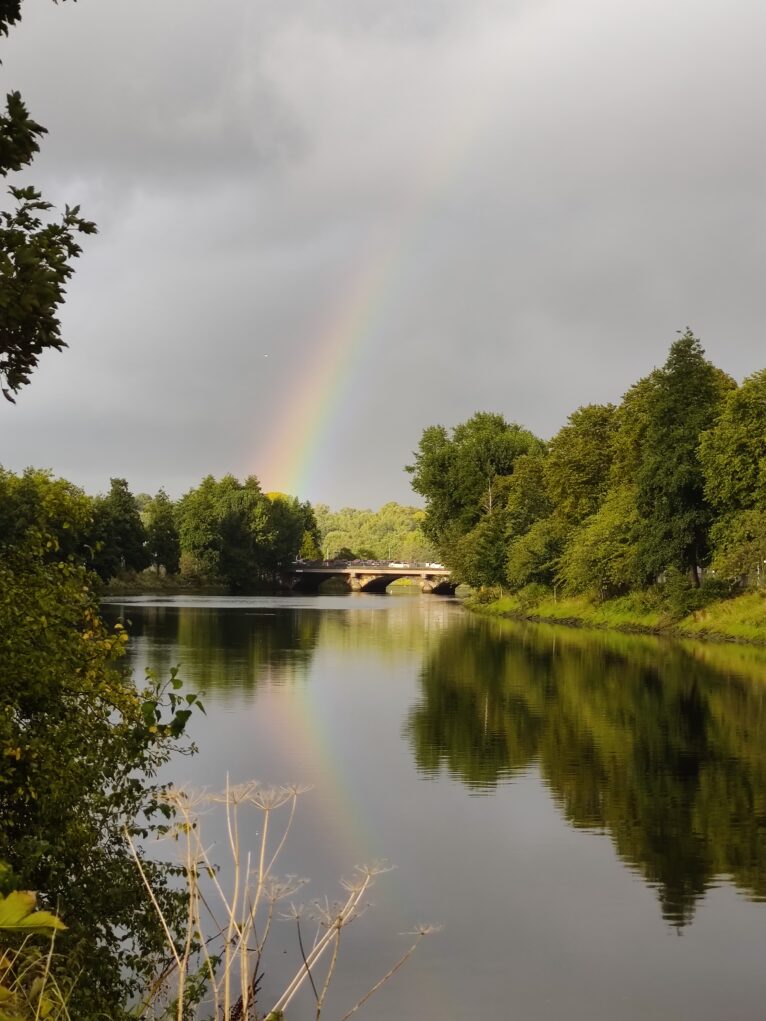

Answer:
[128,781,437,1020]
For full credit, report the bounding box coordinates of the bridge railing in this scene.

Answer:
[291,559,447,570]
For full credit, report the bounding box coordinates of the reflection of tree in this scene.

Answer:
[316,599,457,663]
[407,631,544,787]
[103,603,321,691]
[407,618,766,925]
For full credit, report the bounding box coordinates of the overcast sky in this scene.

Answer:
[2,0,765,507]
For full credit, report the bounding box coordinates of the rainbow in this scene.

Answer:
[255,224,406,498]
[253,90,499,499]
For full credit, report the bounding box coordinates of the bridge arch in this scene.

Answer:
[285,563,455,595]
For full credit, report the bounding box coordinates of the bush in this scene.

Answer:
[0,472,202,1020]
[660,569,731,620]
[516,583,550,611]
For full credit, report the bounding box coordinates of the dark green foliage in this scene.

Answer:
[299,528,322,560]
[0,3,23,40]
[144,488,180,574]
[0,4,96,401]
[90,478,150,580]
[609,371,660,485]
[634,331,735,585]
[0,91,44,173]
[408,413,544,542]
[263,492,320,571]
[659,568,730,620]
[506,514,568,590]
[409,331,764,603]
[708,509,766,585]
[177,475,312,588]
[448,512,508,588]
[0,186,96,400]
[408,412,543,585]
[0,469,199,1020]
[0,465,93,557]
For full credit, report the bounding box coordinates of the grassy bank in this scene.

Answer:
[467,589,766,644]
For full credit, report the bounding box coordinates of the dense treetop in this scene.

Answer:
[410,332,766,600]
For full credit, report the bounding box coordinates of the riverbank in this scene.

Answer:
[98,572,231,597]
[467,589,766,645]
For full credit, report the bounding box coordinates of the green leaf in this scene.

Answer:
[0,891,65,932]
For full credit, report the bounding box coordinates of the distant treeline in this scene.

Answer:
[314,502,435,563]
[408,331,766,607]
[0,469,435,589]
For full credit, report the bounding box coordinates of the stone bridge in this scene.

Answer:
[285,561,455,594]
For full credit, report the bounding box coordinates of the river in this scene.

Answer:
[102,593,766,1021]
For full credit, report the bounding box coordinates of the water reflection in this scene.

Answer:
[105,600,321,691]
[105,597,766,931]
[407,617,766,925]
[104,594,455,694]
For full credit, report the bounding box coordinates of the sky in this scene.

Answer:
[2,0,766,508]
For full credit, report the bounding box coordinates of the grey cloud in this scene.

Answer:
[2,0,766,507]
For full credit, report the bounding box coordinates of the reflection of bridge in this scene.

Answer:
[285,561,455,594]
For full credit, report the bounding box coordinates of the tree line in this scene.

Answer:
[0,469,323,588]
[1,467,441,590]
[408,331,766,606]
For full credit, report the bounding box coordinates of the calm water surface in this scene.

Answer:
[103,594,766,1021]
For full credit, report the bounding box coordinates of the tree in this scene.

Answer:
[176,475,309,589]
[708,510,766,585]
[216,476,273,589]
[144,488,180,574]
[0,5,97,400]
[0,468,199,1019]
[557,486,641,595]
[543,404,617,525]
[263,492,320,571]
[407,413,543,574]
[699,368,766,515]
[0,465,93,559]
[449,512,508,587]
[504,453,552,540]
[299,529,321,560]
[610,372,660,485]
[506,515,568,590]
[90,478,149,580]
[634,331,735,585]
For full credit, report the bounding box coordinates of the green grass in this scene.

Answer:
[470,589,766,645]
[675,590,766,641]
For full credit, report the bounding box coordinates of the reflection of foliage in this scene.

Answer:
[408,618,766,925]
[105,603,323,692]
[406,630,545,787]
[106,599,460,694]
